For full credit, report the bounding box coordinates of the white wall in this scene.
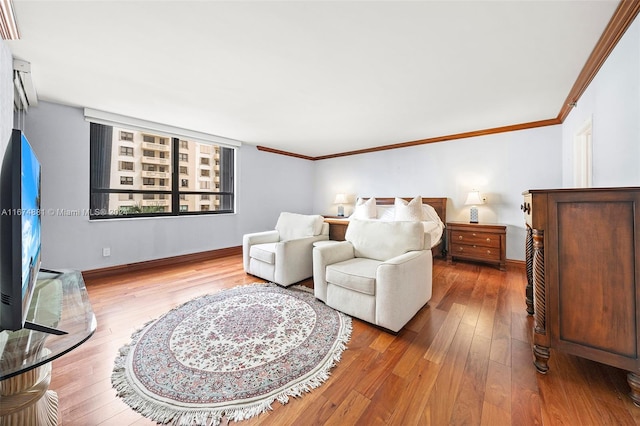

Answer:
[22,102,316,271]
[562,15,640,187]
[0,39,11,155]
[313,125,563,261]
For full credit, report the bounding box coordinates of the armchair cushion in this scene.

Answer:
[275,212,324,241]
[345,219,425,261]
[325,258,379,295]
[249,243,276,264]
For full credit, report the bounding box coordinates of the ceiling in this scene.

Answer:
[6,1,620,158]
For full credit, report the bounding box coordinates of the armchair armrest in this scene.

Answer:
[376,249,433,332]
[242,230,280,271]
[312,241,354,302]
[273,234,329,286]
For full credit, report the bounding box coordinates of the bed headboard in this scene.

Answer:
[362,197,448,223]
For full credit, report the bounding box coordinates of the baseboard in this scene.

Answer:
[505,259,525,271]
[82,246,243,281]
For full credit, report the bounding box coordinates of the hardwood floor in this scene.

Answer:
[49,255,640,425]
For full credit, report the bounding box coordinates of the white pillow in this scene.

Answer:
[351,197,377,219]
[394,196,424,221]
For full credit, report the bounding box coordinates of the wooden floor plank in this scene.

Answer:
[34,256,640,425]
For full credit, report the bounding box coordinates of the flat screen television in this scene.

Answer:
[0,129,42,332]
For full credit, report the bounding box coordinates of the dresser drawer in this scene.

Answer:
[450,243,501,261]
[450,231,500,248]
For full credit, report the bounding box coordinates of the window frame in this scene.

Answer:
[89,121,236,220]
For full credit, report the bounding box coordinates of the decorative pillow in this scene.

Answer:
[394,196,424,221]
[351,197,377,219]
[275,212,324,241]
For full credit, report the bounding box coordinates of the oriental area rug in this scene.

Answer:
[112,283,352,426]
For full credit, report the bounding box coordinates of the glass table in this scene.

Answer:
[0,270,97,425]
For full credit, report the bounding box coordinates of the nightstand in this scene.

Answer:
[446,222,506,271]
[323,217,349,241]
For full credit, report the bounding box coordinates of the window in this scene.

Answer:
[200,157,210,165]
[90,122,235,219]
[119,161,134,171]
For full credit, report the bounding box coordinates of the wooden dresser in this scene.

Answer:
[446,222,506,270]
[522,187,640,405]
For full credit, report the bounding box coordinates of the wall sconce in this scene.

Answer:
[464,190,484,223]
[334,193,348,217]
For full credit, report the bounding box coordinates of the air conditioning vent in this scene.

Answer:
[13,58,37,111]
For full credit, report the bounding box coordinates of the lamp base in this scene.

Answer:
[469,206,478,223]
[337,205,344,217]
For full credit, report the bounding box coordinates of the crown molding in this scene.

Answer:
[0,0,19,40]
[260,0,639,161]
[558,0,640,121]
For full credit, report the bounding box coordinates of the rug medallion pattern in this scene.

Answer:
[112,283,352,425]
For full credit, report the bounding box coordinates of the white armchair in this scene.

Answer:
[313,219,432,333]
[243,212,329,287]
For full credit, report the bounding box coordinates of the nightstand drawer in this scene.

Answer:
[450,243,501,261]
[450,231,500,248]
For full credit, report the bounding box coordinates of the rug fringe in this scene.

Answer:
[111,282,353,426]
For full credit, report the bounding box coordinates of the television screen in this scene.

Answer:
[0,129,42,331]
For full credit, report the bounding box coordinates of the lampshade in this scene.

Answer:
[334,193,348,204]
[464,191,483,206]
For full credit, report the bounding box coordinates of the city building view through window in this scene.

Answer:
[89,123,234,218]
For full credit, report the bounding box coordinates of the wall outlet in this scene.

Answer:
[102,247,111,257]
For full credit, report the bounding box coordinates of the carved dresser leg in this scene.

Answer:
[627,373,640,407]
[531,229,551,374]
[533,345,550,374]
[525,225,534,315]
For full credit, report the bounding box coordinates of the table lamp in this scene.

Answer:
[464,190,483,223]
[334,193,348,217]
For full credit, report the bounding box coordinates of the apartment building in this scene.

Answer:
[109,127,224,215]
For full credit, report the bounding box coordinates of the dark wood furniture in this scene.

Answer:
[323,217,348,241]
[445,222,506,270]
[323,197,448,257]
[522,187,640,406]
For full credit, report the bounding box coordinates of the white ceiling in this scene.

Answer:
[7,1,619,157]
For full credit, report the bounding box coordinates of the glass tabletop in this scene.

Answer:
[0,269,97,380]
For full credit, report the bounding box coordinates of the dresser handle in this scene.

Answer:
[458,235,463,240]
[472,233,477,236]
[487,250,492,254]
[458,247,464,252]
[486,238,491,242]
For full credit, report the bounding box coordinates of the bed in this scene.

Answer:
[324,196,448,257]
